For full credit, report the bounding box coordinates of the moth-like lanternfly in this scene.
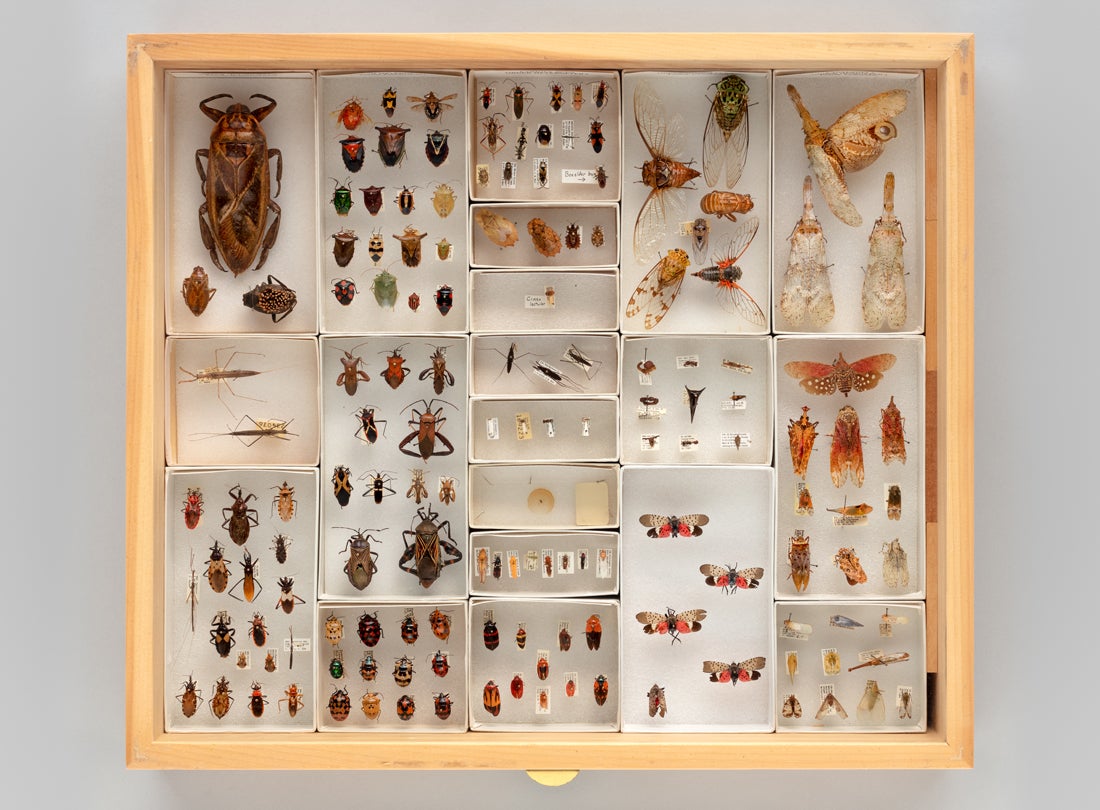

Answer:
[780,175,835,326]
[863,172,907,329]
[699,563,763,594]
[702,656,766,685]
[784,352,896,397]
[639,513,709,538]
[636,608,707,644]
[830,405,865,488]
[782,694,802,718]
[880,395,906,464]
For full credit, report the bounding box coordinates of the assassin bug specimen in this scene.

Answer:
[375,124,412,167]
[479,83,495,110]
[340,135,366,172]
[177,675,203,718]
[210,611,235,658]
[279,683,304,717]
[331,278,356,305]
[228,549,262,603]
[785,352,897,397]
[358,612,383,647]
[334,343,370,396]
[593,675,610,706]
[210,677,233,719]
[205,539,230,593]
[699,563,764,594]
[248,613,268,646]
[337,527,381,591]
[248,681,268,717]
[400,504,463,588]
[182,487,204,530]
[359,469,397,504]
[636,608,708,644]
[424,130,450,167]
[185,549,199,632]
[692,215,766,326]
[195,94,282,277]
[328,686,352,721]
[703,656,766,685]
[483,616,500,650]
[788,406,819,479]
[438,477,456,506]
[419,345,456,395]
[332,465,353,507]
[483,681,502,716]
[638,513,709,538]
[381,86,398,117]
[181,266,216,316]
[647,684,667,718]
[333,96,367,130]
[242,275,297,323]
[178,347,264,419]
[395,695,416,721]
[360,651,378,681]
[393,656,416,687]
[222,485,258,546]
[353,407,387,445]
[271,481,296,522]
[400,614,419,645]
[531,361,585,392]
[429,608,452,642]
[880,395,907,464]
[275,577,305,614]
[398,399,457,460]
[480,113,507,156]
[332,178,353,215]
[407,468,429,504]
[407,90,457,121]
[380,344,410,389]
[703,74,751,189]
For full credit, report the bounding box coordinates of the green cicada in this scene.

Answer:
[703,74,750,189]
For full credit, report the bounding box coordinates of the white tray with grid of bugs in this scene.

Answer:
[469,532,620,598]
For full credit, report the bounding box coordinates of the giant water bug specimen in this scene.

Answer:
[195,94,282,276]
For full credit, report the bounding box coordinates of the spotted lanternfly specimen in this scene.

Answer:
[360,185,384,216]
[585,614,603,650]
[636,608,708,644]
[242,275,297,323]
[182,487,204,530]
[882,538,910,588]
[360,652,378,681]
[429,608,451,642]
[433,692,452,720]
[699,564,764,594]
[210,676,233,719]
[785,352,897,397]
[361,691,383,720]
[332,178,353,215]
[510,673,524,699]
[381,344,410,389]
[638,513,709,538]
[593,675,609,706]
[483,681,502,716]
[181,266,217,316]
[782,694,803,718]
[830,405,865,488]
[833,547,868,586]
[788,531,814,592]
[703,656,766,685]
[334,97,367,130]
[358,611,383,647]
[332,465,353,507]
[400,614,419,645]
[393,225,427,268]
[647,684,667,718]
[565,222,581,250]
[275,576,305,614]
[328,687,352,721]
[177,676,203,718]
[375,124,411,167]
[424,130,450,166]
[887,484,902,520]
[381,87,397,118]
[340,135,366,172]
[880,395,906,464]
[788,406,819,479]
[393,656,415,687]
[209,611,235,658]
[483,617,500,650]
[588,120,605,153]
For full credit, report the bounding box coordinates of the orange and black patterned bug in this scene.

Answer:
[332,465,354,507]
[396,694,416,721]
[279,683,304,717]
[381,344,410,389]
[209,611,235,658]
[177,675,203,718]
[334,97,367,130]
[510,673,524,699]
[483,617,500,650]
[647,683,667,718]
[248,681,268,717]
[559,626,572,652]
[228,548,261,603]
[483,681,502,716]
[428,608,451,642]
[248,613,268,646]
[393,655,415,687]
[181,266,217,317]
[362,691,383,719]
[537,656,549,680]
[830,405,865,488]
[788,406,819,480]
[636,608,707,645]
[358,612,383,647]
[182,487,204,530]
[565,222,581,250]
[565,677,576,698]
[328,686,352,721]
[340,135,366,172]
[479,83,494,110]
[585,614,603,650]
[433,692,452,720]
[205,540,230,594]
[593,675,609,706]
[548,82,564,112]
[222,484,258,546]
[275,577,304,614]
[210,676,233,719]
[429,650,449,678]
[515,624,527,649]
[380,87,397,118]
[331,276,357,308]
[784,353,897,397]
[702,656,766,685]
[400,614,419,645]
[638,513,709,538]
[360,651,378,681]
[588,120,605,153]
[787,531,814,592]
[699,564,764,595]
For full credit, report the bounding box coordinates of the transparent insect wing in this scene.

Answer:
[634,185,688,264]
[633,81,693,262]
[780,175,835,326]
[705,216,765,325]
[626,249,691,330]
[702,77,750,189]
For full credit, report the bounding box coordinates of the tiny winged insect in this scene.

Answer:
[703,656,766,685]
[636,607,708,644]
[647,684,667,718]
[880,395,907,464]
[699,563,764,594]
[639,513,709,538]
[782,694,803,719]
[633,80,700,262]
[780,175,835,326]
[887,484,902,520]
[691,215,766,326]
[882,538,910,589]
[830,405,865,488]
[625,248,692,330]
[787,84,908,227]
[784,352,897,397]
[863,172,908,329]
[703,74,750,189]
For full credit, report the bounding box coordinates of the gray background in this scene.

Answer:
[0,1,1080,806]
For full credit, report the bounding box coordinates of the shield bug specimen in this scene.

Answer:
[408,90,457,121]
[479,113,507,156]
[332,465,354,507]
[360,652,379,681]
[361,691,383,720]
[366,231,385,264]
[434,285,455,316]
[407,468,428,504]
[882,538,910,588]
[380,344,410,389]
[331,278,356,306]
[248,682,268,717]
[834,547,868,585]
[475,208,519,247]
[393,656,415,686]
[399,504,463,588]
[593,675,609,706]
[699,564,764,594]
[788,531,814,592]
[887,484,902,520]
[636,608,707,644]
[331,652,346,679]
[371,268,399,309]
[330,229,358,268]
[781,175,835,326]
[830,405,865,488]
[398,399,457,460]
[393,225,427,268]
[429,650,449,678]
[360,469,397,503]
[222,485,258,546]
[339,528,381,591]
[353,407,387,445]
[638,513,709,538]
[275,577,305,614]
[210,676,233,719]
[408,292,421,312]
[248,613,268,646]
[633,81,700,262]
[271,481,296,523]
[588,120,605,153]
[647,684,667,718]
[195,94,282,277]
[436,238,453,261]
[325,613,344,645]
[784,353,897,397]
[395,185,416,215]
[340,135,367,172]
[585,615,603,650]
[433,693,452,720]
[483,617,500,650]
[334,96,367,130]
[182,487,204,530]
[242,275,297,322]
[400,614,419,645]
[691,215,766,326]
[438,477,456,506]
[429,608,452,641]
[328,686,352,721]
[703,656,766,685]
[788,406,819,479]
[537,656,549,680]
[424,130,450,167]
[880,396,907,464]
[358,612,383,647]
[279,684,304,717]
[177,676,203,718]
[210,611,235,658]
[430,183,457,218]
[360,185,384,216]
[483,681,502,716]
[703,74,750,189]
[332,178,353,215]
[228,549,261,602]
[536,123,552,146]
[205,540,230,593]
[181,266,217,316]
[381,86,398,117]
[564,222,581,250]
[510,674,524,699]
[787,84,908,227]
[625,248,692,330]
[375,124,411,167]
[419,345,455,395]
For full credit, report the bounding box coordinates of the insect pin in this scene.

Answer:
[702,656,766,685]
[636,607,708,644]
[639,513,708,538]
[699,564,764,594]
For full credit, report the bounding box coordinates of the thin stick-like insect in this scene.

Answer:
[721,359,753,374]
[561,344,602,379]
[480,341,538,386]
[185,548,199,633]
[177,347,265,418]
[847,652,910,672]
[193,416,297,446]
[532,361,585,392]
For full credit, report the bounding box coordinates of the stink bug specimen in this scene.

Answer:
[362,691,383,720]
[395,185,416,215]
[429,650,449,678]
[361,185,384,216]
[331,278,356,306]
[393,225,428,268]
[399,504,463,588]
[431,183,456,218]
[434,285,455,316]
[332,178,353,215]
[328,686,352,721]
[396,695,416,721]
[400,614,419,645]
[433,692,452,720]
[222,485,258,546]
[375,124,411,167]
[181,266,217,316]
[358,612,383,647]
[429,608,452,642]
[424,130,450,167]
[331,229,357,267]
[381,86,398,117]
[333,97,367,130]
[371,268,399,309]
[360,652,378,681]
[340,135,366,172]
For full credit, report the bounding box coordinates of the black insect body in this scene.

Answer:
[340,135,366,172]
[400,505,463,588]
[332,465,353,507]
[588,120,605,153]
[242,275,297,322]
[210,612,235,658]
[275,577,305,614]
[228,548,262,603]
[360,470,397,504]
[354,407,387,445]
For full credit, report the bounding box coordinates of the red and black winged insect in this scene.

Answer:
[638,513,709,538]
[784,352,897,397]
[636,608,707,644]
[699,563,764,594]
[702,656,766,684]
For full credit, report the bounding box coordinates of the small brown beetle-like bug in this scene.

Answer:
[242,274,297,323]
[205,539,231,593]
[210,676,233,719]
[331,229,358,267]
[182,266,217,316]
[565,223,581,250]
[591,224,605,248]
[222,484,258,546]
[361,691,383,719]
[177,675,203,718]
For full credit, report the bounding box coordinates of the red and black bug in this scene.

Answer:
[434,285,455,316]
[248,681,268,718]
[702,656,767,685]
[565,678,576,697]
[408,292,421,312]
[433,692,452,720]
[588,120,605,153]
[548,82,564,112]
[510,674,524,699]
[483,617,500,650]
[328,686,352,721]
[593,675,609,706]
[334,97,367,130]
[396,694,416,721]
[537,656,549,680]
[332,465,353,507]
[358,612,383,647]
[205,539,230,594]
[595,165,608,189]
[479,83,494,110]
[340,135,366,172]
[429,650,449,678]
[248,612,268,646]
[222,485,258,546]
[331,278,357,306]
[393,655,415,687]
[483,681,502,716]
[585,614,603,650]
[381,344,410,389]
[558,626,572,652]
[699,563,764,594]
[636,608,708,644]
[638,513,709,539]
[182,487,204,530]
[594,80,610,110]
[429,608,452,641]
[353,407,387,444]
[400,614,419,645]
[515,624,527,649]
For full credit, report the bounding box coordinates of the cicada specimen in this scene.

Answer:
[784,352,896,397]
[633,80,700,262]
[691,215,765,326]
[702,74,750,189]
[862,172,908,329]
[882,538,910,589]
[780,175,835,326]
[786,84,908,227]
[625,248,691,330]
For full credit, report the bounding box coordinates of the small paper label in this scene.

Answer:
[575,481,610,526]
[720,432,750,449]
[486,417,499,441]
[858,649,885,664]
[641,434,660,451]
[638,372,653,386]
[524,551,539,572]
[562,168,598,184]
[879,620,894,638]
[596,548,613,579]
[581,417,591,437]
[831,513,870,527]
[679,435,700,452]
[286,637,311,653]
[720,396,747,411]
[677,219,698,237]
[515,412,532,441]
[500,162,517,189]
[561,119,575,150]
[524,294,550,309]
[675,355,700,369]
